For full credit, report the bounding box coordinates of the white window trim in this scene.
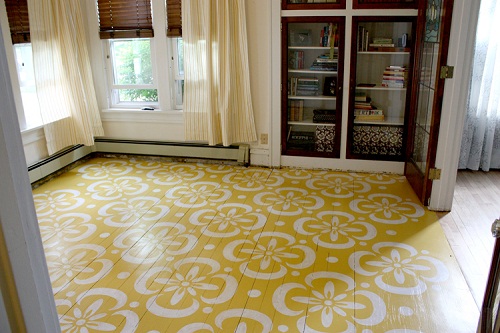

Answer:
[85,0,182,114]
[104,38,159,109]
[0,0,29,130]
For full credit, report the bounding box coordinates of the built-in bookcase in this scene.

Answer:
[280,2,419,165]
[347,16,417,160]
[281,17,345,158]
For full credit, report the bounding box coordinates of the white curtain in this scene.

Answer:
[182,0,257,146]
[459,0,500,171]
[28,0,104,155]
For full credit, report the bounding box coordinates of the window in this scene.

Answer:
[96,0,183,111]
[108,38,158,106]
[13,43,42,128]
[173,37,184,108]
[4,0,43,130]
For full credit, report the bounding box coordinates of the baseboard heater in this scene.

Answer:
[94,138,250,165]
[28,144,93,184]
[27,139,249,184]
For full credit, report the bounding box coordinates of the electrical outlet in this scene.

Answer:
[260,133,268,145]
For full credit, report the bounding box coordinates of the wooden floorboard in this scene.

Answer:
[33,158,488,332]
[437,170,500,309]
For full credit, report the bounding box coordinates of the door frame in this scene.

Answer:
[405,0,455,206]
[427,0,479,211]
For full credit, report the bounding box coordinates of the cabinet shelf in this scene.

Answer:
[288,95,337,101]
[288,69,338,75]
[354,116,404,126]
[356,85,407,91]
[358,51,410,55]
[288,46,338,51]
[288,120,336,127]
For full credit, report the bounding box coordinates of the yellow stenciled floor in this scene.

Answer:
[32,157,478,333]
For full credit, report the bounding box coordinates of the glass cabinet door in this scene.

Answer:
[347,16,416,160]
[282,17,345,158]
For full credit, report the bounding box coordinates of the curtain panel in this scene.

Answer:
[182,0,257,146]
[28,0,103,155]
[459,0,500,171]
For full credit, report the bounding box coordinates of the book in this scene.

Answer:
[372,38,393,44]
[288,50,304,69]
[355,114,385,121]
[369,43,395,47]
[355,91,368,102]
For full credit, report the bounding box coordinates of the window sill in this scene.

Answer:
[100,109,184,124]
[21,126,45,146]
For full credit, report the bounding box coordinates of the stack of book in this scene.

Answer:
[354,92,384,121]
[369,37,394,50]
[289,77,320,96]
[287,130,315,151]
[288,100,304,121]
[288,50,304,70]
[312,109,336,123]
[310,53,338,71]
[319,23,338,47]
[381,66,408,88]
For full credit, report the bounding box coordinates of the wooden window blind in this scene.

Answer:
[97,0,154,39]
[4,0,30,43]
[166,0,181,37]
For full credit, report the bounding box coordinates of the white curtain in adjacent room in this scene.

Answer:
[28,0,103,155]
[182,0,257,146]
[459,0,500,171]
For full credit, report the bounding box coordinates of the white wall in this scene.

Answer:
[85,0,273,166]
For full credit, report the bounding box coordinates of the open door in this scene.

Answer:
[405,0,455,205]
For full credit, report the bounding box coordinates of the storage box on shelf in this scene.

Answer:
[347,16,417,160]
[282,17,345,158]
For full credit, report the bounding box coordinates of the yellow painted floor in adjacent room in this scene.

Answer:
[32,157,478,333]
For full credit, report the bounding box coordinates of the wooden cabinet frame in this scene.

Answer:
[281,0,346,10]
[353,0,418,10]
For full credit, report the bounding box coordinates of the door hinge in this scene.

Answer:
[428,168,441,180]
[440,66,454,79]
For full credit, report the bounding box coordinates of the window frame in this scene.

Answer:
[105,37,159,109]
[98,0,182,112]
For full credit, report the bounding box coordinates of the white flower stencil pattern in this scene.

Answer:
[166,182,232,208]
[350,193,425,224]
[253,187,324,216]
[306,174,370,198]
[294,211,377,249]
[57,288,138,333]
[349,242,449,295]
[34,190,84,217]
[135,257,237,318]
[224,232,315,279]
[189,203,266,238]
[273,272,386,332]
[78,160,132,180]
[87,177,148,200]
